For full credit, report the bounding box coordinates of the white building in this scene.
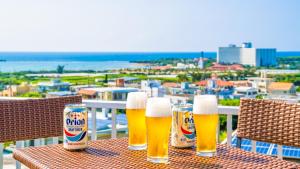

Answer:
[233,87,258,99]
[256,69,300,75]
[78,87,139,101]
[247,77,274,94]
[175,63,196,69]
[247,72,274,94]
[141,80,165,97]
[218,43,277,67]
[198,57,204,69]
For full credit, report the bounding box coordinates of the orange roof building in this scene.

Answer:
[207,63,244,71]
[152,65,172,70]
[78,89,97,99]
[268,82,296,95]
[163,82,180,88]
[194,80,234,87]
[231,81,251,87]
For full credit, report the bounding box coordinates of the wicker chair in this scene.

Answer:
[0,96,82,143]
[237,98,300,149]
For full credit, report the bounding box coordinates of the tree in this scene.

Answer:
[191,72,211,82]
[296,86,300,92]
[256,95,264,99]
[57,65,65,74]
[104,74,108,83]
[177,74,189,82]
[219,99,240,131]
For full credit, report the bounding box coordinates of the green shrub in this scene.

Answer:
[19,92,43,98]
[219,99,240,106]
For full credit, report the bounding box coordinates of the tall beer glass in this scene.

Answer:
[193,95,218,157]
[126,92,147,150]
[146,98,172,164]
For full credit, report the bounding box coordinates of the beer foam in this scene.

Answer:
[146,97,172,117]
[193,95,218,114]
[126,92,147,109]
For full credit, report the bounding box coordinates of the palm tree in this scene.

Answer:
[57,65,65,74]
[104,74,108,83]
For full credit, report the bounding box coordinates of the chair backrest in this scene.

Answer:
[237,98,300,147]
[0,96,82,142]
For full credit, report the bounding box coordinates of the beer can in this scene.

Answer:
[171,104,195,148]
[63,104,88,151]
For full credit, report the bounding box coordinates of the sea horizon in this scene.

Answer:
[0,51,299,72]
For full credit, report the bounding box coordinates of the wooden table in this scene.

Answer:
[13,138,300,169]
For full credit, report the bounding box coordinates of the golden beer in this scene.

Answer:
[146,117,172,160]
[146,97,172,163]
[126,92,147,150]
[194,114,218,154]
[126,109,147,148]
[193,95,218,157]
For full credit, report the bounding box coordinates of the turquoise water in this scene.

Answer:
[0,52,212,72]
[0,61,140,72]
[0,52,215,61]
[0,51,298,72]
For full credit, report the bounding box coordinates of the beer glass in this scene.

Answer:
[126,92,147,150]
[146,98,172,164]
[193,95,218,157]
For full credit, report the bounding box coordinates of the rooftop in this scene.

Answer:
[78,89,97,96]
[207,63,245,71]
[163,82,180,88]
[47,91,77,96]
[194,80,234,87]
[268,82,294,91]
[235,86,257,92]
[80,87,139,93]
[151,65,172,70]
[111,77,139,82]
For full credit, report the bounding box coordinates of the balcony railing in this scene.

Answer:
[0,98,248,169]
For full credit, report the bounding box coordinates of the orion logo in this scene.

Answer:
[66,118,85,126]
[66,112,85,126]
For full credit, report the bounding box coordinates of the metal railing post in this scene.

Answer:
[111,108,117,139]
[16,141,24,169]
[34,139,41,147]
[24,140,30,147]
[278,145,283,159]
[251,140,257,153]
[91,107,97,140]
[52,137,59,144]
[0,143,3,169]
[40,138,45,146]
[226,114,233,146]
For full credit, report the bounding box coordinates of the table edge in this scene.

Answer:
[13,149,44,169]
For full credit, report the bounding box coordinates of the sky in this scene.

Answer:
[0,0,299,52]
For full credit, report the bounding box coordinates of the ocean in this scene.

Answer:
[0,52,214,72]
[0,52,298,72]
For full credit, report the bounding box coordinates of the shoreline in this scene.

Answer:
[26,72,118,77]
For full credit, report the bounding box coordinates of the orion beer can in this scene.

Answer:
[171,104,195,148]
[63,104,88,151]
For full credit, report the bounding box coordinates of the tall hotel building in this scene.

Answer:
[217,43,277,67]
